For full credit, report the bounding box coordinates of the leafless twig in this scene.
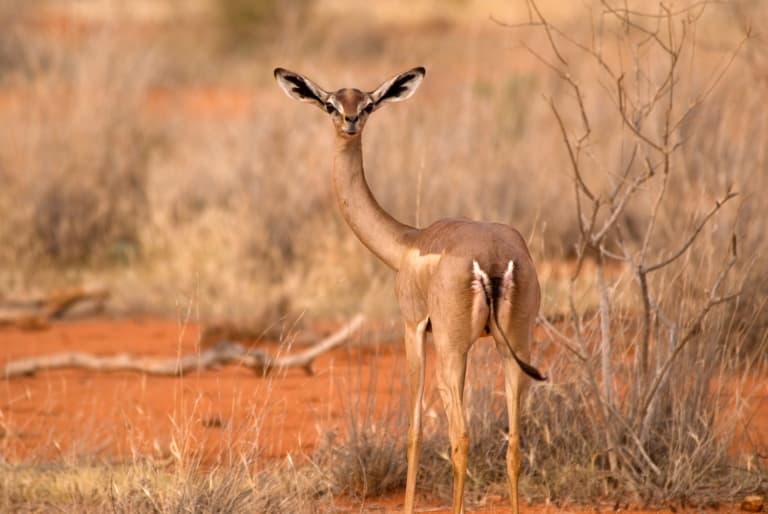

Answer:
[3,314,365,378]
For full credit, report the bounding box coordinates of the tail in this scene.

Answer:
[472,260,547,381]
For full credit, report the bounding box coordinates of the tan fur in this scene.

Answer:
[275,67,540,514]
[334,89,365,114]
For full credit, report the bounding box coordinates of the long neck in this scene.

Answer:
[332,135,414,270]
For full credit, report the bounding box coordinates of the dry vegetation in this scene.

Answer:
[0,0,766,511]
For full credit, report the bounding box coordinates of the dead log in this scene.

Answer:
[0,286,109,329]
[199,295,296,348]
[199,320,320,349]
[200,318,403,348]
[41,286,109,318]
[0,310,50,330]
[2,314,364,379]
[741,495,765,512]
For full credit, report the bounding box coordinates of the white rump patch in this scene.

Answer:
[470,260,492,339]
[500,260,515,300]
[471,260,491,296]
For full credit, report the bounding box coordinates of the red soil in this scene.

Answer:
[0,318,407,463]
[0,319,764,513]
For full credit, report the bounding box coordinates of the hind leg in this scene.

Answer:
[501,352,524,514]
[429,297,473,514]
[403,319,427,514]
[491,314,534,514]
[433,332,470,514]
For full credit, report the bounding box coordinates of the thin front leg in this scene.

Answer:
[404,320,427,514]
[434,343,469,514]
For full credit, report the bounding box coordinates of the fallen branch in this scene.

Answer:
[0,310,49,330]
[3,314,365,379]
[0,286,109,329]
[201,317,402,348]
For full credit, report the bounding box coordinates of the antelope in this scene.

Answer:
[274,66,545,514]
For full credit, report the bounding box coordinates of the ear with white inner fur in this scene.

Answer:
[274,68,330,109]
[369,67,425,109]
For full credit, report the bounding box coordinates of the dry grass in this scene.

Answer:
[1,359,764,512]
[311,338,766,509]
[0,1,765,322]
[0,459,330,513]
[313,348,409,500]
[0,0,767,511]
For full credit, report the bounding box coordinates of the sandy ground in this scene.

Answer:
[0,318,764,513]
[0,318,410,463]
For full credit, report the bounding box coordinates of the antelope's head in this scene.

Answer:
[274,67,425,138]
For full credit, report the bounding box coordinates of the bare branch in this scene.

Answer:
[3,315,365,379]
[528,0,568,65]
[670,27,752,134]
[592,168,653,244]
[548,99,596,203]
[638,245,739,427]
[646,192,738,273]
[537,314,587,362]
[636,267,653,382]
[639,162,669,265]
[602,400,662,476]
[596,251,618,472]
[604,0,726,19]
[617,74,665,152]
[488,14,541,30]
[601,0,675,56]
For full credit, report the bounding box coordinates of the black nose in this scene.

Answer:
[344,115,359,123]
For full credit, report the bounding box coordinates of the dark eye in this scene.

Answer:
[363,103,374,113]
[325,102,336,113]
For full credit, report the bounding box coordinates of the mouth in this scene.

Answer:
[342,127,359,136]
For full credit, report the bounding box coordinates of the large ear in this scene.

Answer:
[274,68,330,108]
[369,67,425,108]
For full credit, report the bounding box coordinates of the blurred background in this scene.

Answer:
[0,0,764,326]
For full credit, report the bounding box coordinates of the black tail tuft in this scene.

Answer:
[514,354,547,381]
[473,259,547,382]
